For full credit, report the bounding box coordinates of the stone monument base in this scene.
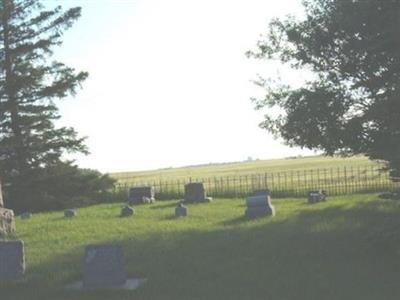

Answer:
[245,206,275,218]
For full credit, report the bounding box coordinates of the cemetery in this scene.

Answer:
[1,189,400,300]
[0,0,399,299]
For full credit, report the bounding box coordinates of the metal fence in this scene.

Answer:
[113,166,399,199]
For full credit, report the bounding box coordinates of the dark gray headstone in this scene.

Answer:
[307,190,327,203]
[175,203,188,217]
[128,186,155,205]
[64,209,76,218]
[245,194,275,218]
[120,206,134,217]
[20,212,32,220]
[184,182,212,203]
[83,244,126,288]
[0,240,25,281]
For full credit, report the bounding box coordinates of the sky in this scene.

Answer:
[45,0,316,173]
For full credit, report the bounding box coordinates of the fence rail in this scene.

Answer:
[113,166,399,199]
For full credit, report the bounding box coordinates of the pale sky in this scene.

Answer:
[47,0,315,173]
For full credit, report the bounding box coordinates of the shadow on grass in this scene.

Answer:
[4,199,400,300]
[149,202,178,210]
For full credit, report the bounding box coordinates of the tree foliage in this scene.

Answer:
[0,0,113,210]
[248,0,400,180]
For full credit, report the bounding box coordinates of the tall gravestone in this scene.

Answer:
[0,240,25,281]
[0,180,16,236]
[128,186,155,205]
[83,244,126,288]
[184,182,212,203]
[245,190,275,218]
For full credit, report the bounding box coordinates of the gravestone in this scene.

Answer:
[307,190,327,204]
[245,190,275,218]
[0,240,25,281]
[0,180,16,236]
[64,209,76,218]
[184,182,212,203]
[83,244,126,288]
[128,186,155,205]
[120,206,134,217]
[175,202,188,217]
[20,212,32,220]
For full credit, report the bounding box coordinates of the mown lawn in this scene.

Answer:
[2,194,400,300]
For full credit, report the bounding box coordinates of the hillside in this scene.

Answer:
[111,155,378,183]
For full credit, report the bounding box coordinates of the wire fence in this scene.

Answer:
[113,165,399,200]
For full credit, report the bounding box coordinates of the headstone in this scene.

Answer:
[0,240,25,281]
[0,179,16,236]
[175,203,188,217]
[184,182,212,203]
[83,244,126,289]
[307,190,327,204]
[64,209,76,218]
[20,212,32,220]
[128,186,155,205]
[120,206,134,217]
[245,190,275,218]
[0,208,15,236]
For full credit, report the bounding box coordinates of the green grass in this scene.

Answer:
[111,155,376,183]
[3,194,400,300]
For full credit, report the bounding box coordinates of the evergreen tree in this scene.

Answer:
[0,0,89,209]
[248,0,400,180]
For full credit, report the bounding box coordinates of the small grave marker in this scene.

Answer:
[64,209,76,218]
[0,240,25,282]
[121,206,134,217]
[175,202,188,217]
[307,190,327,204]
[20,212,32,220]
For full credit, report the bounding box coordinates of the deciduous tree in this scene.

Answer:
[248,0,400,180]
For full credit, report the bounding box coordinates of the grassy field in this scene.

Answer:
[111,155,377,183]
[110,155,395,199]
[3,194,400,299]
